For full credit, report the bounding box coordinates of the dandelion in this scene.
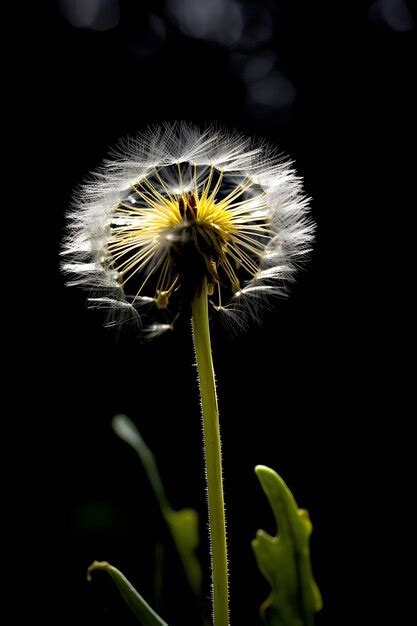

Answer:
[62,123,314,626]
[61,123,314,334]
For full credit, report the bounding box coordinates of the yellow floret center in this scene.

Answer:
[107,164,269,304]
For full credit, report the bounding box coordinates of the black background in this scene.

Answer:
[18,2,416,626]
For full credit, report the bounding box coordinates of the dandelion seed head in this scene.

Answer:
[62,123,314,335]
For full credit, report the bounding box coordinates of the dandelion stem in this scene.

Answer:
[192,279,229,626]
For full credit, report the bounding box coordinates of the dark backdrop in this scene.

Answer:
[21,2,416,626]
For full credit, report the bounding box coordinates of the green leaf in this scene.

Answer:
[166,508,201,595]
[252,465,322,626]
[87,561,168,626]
[112,414,202,596]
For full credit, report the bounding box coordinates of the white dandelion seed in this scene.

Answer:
[61,122,314,333]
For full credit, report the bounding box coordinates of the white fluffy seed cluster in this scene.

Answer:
[61,123,314,336]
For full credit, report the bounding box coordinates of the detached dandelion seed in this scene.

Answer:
[62,123,314,333]
[62,123,315,626]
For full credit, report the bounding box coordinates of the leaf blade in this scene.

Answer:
[252,465,322,626]
[87,561,168,626]
[112,414,202,596]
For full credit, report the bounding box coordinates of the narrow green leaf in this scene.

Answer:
[252,465,322,626]
[87,561,168,626]
[112,414,202,596]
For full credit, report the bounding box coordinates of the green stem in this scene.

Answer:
[192,280,229,626]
